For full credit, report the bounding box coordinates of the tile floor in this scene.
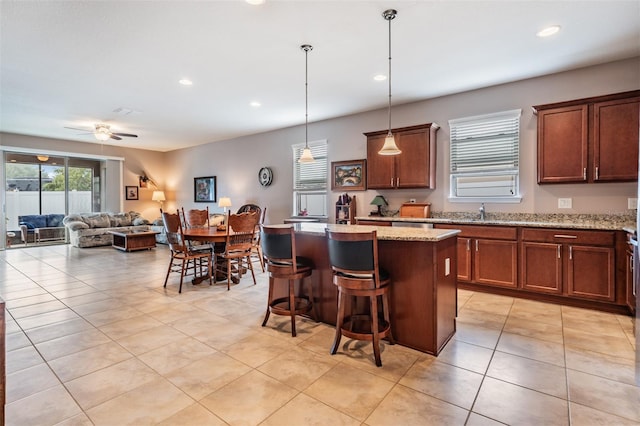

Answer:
[1,244,638,425]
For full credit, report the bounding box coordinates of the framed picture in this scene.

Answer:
[194,176,217,203]
[331,159,366,191]
[125,186,139,200]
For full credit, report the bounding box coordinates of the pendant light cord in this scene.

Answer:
[305,46,309,148]
[387,14,392,135]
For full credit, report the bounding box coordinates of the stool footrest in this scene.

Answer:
[340,315,391,342]
[269,296,313,317]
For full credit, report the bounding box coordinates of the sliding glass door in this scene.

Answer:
[4,152,102,247]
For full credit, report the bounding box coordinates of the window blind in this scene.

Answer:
[450,109,521,173]
[293,140,328,190]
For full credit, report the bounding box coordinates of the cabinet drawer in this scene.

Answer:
[435,224,517,240]
[356,220,392,226]
[521,228,614,246]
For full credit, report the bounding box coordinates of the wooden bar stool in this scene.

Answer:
[261,225,316,337]
[326,228,394,367]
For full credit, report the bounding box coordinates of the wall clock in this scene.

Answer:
[258,167,273,187]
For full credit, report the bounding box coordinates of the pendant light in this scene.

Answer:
[298,44,315,163]
[378,9,401,156]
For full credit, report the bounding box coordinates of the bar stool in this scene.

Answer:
[326,228,394,367]
[261,225,316,337]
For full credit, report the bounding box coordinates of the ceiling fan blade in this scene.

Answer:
[110,135,123,141]
[64,126,92,132]
[111,133,138,138]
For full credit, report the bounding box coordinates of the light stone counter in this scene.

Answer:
[288,222,460,242]
[356,212,636,231]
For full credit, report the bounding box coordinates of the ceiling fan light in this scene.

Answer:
[94,125,111,141]
[378,132,402,155]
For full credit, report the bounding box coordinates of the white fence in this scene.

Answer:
[5,191,92,230]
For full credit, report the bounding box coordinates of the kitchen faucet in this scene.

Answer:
[479,203,486,221]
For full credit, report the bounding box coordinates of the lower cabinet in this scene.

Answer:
[625,233,637,314]
[436,225,518,289]
[436,223,627,312]
[521,228,615,302]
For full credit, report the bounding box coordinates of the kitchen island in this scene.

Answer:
[285,223,459,356]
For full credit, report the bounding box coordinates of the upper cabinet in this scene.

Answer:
[533,91,640,184]
[365,123,439,189]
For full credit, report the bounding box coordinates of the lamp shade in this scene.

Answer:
[218,197,232,208]
[378,133,402,156]
[152,191,166,202]
[298,147,314,163]
[370,195,388,206]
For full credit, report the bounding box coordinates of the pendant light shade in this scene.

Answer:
[298,44,315,163]
[378,9,402,156]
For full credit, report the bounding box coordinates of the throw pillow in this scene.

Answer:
[132,217,149,226]
[65,221,89,231]
[110,212,132,227]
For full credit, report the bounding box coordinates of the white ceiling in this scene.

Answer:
[1,1,639,152]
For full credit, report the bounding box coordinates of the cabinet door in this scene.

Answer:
[473,239,518,288]
[366,134,395,189]
[521,242,562,295]
[457,237,472,282]
[396,129,432,188]
[593,97,640,182]
[567,245,615,302]
[537,105,588,183]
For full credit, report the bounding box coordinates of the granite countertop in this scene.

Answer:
[355,212,636,232]
[290,222,460,242]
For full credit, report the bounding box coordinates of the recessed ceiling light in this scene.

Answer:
[537,25,561,37]
[250,101,261,107]
[246,0,266,5]
[179,78,193,86]
[374,74,387,81]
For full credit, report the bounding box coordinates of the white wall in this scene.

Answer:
[166,57,640,223]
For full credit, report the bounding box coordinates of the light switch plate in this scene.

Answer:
[628,198,638,209]
[558,198,572,209]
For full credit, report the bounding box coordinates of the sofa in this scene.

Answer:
[19,214,66,244]
[63,211,150,248]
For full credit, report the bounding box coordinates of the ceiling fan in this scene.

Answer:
[64,123,138,141]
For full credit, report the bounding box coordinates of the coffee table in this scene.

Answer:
[108,230,159,252]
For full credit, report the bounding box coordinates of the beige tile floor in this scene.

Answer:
[1,244,638,425]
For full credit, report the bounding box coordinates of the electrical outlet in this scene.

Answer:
[558,198,572,209]
[628,198,638,209]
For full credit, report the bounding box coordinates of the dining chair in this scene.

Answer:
[235,204,265,272]
[215,211,259,290]
[161,210,213,293]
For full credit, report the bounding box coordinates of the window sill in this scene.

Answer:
[448,196,522,204]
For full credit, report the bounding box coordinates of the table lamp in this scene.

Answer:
[370,195,388,216]
[151,190,166,210]
[218,197,232,213]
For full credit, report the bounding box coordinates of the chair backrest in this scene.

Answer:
[182,207,210,228]
[162,211,189,254]
[237,204,262,218]
[225,212,259,253]
[326,229,382,288]
[260,225,300,274]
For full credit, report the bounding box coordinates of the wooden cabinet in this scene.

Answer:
[435,224,518,289]
[520,229,615,302]
[365,123,439,189]
[534,90,640,184]
[355,219,392,226]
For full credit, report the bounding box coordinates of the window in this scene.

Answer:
[449,109,522,203]
[292,139,328,217]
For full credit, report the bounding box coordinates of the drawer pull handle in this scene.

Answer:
[554,234,577,239]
